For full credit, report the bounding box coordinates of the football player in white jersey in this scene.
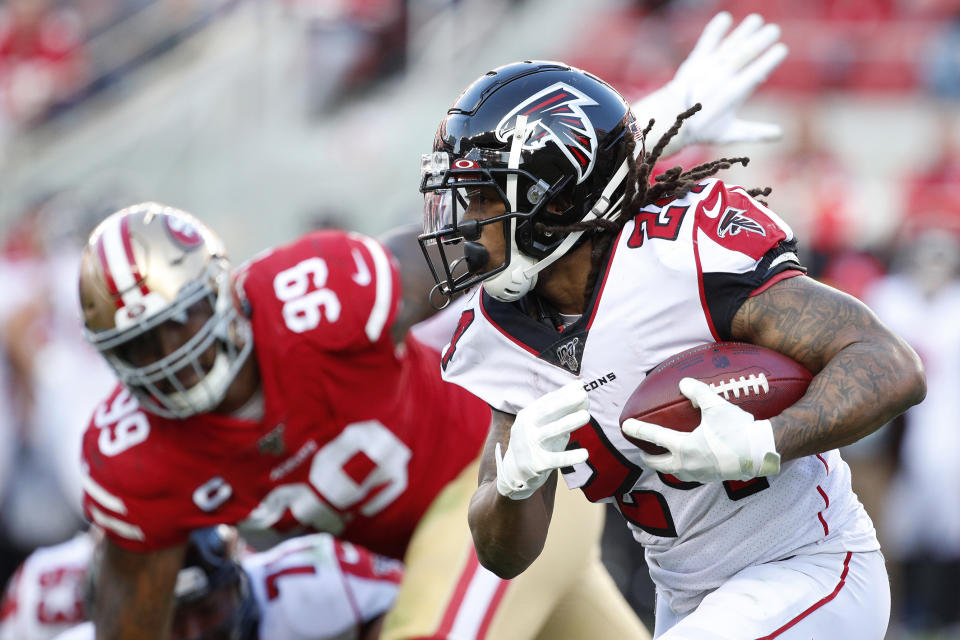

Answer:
[417,45,926,640]
[3,526,401,640]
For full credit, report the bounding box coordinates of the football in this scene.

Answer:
[620,342,813,455]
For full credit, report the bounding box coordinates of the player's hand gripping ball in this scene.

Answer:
[620,342,812,456]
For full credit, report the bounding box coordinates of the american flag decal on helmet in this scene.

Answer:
[496,82,599,184]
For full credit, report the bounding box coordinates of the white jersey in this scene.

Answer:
[441,179,879,615]
[5,532,402,640]
[244,533,402,640]
[0,533,92,640]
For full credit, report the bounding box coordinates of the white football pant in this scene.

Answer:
[654,550,888,639]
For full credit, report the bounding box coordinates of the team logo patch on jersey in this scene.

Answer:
[557,337,581,373]
[258,424,286,456]
[495,82,599,184]
[717,207,766,238]
[540,331,587,374]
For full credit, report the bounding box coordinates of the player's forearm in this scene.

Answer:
[733,276,926,461]
[771,334,924,460]
[467,476,555,579]
[94,542,183,640]
[95,592,173,640]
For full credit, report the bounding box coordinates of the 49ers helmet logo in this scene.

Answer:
[495,82,599,184]
[164,213,204,250]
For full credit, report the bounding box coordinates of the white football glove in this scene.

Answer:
[495,383,590,500]
[622,377,781,483]
[632,12,789,158]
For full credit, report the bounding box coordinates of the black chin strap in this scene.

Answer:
[527,293,564,332]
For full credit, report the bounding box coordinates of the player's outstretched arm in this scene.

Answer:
[632,12,788,157]
[93,540,185,640]
[731,275,925,460]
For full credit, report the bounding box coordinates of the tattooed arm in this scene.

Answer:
[467,408,558,578]
[94,540,184,640]
[732,275,926,460]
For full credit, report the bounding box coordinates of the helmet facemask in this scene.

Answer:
[418,140,570,301]
[88,258,253,419]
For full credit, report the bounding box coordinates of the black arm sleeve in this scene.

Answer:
[702,239,806,342]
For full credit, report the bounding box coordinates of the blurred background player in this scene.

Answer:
[0,190,121,585]
[1,525,403,640]
[863,228,960,639]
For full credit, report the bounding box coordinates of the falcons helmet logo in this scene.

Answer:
[496,82,599,184]
[717,207,767,238]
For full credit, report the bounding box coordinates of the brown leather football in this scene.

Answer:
[620,342,812,455]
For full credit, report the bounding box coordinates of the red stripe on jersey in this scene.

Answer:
[436,553,480,636]
[480,297,539,355]
[264,565,317,600]
[120,215,151,296]
[523,92,566,115]
[332,554,364,629]
[585,226,625,330]
[476,579,510,639]
[693,224,721,341]
[816,454,829,473]
[816,485,830,535]
[755,552,852,639]
[749,270,804,297]
[97,236,123,308]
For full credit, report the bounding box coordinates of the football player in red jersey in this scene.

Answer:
[419,58,925,640]
[76,204,646,640]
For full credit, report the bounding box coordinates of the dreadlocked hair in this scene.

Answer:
[533,103,771,302]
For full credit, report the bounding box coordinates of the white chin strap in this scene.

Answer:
[165,351,234,414]
[483,221,540,302]
[483,114,539,302]
[483,115,639,303]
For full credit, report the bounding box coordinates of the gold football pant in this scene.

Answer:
[381,458,650,640]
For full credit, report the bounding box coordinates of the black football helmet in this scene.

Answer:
[172,526,260,640]
[419,60,643,302]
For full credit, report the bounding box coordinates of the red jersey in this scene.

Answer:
[80,230,490,559]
